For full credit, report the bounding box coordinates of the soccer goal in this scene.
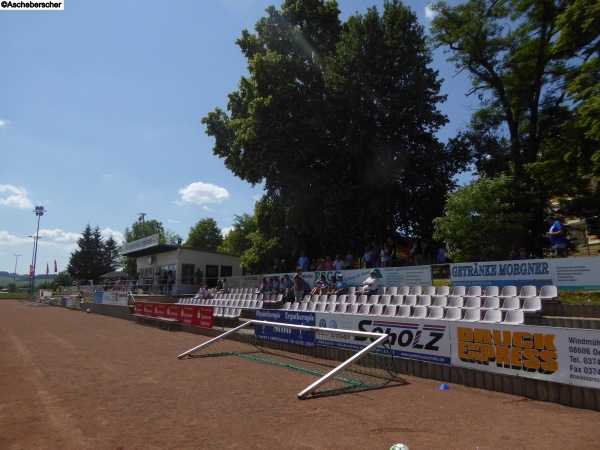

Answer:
[178,320,397,399]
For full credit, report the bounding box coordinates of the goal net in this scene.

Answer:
[178,320,397,399]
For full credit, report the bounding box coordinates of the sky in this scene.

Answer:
[0,0,472,276]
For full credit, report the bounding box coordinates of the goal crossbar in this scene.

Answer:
[178,319,392,399]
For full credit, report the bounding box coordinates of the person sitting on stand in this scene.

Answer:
[333,273,348,295]
[310,275,327,296]
[361,270,379,297]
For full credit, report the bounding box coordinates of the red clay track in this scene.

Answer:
[0,300,598,449]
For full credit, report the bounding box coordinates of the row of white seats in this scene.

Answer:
[177,298,267,309]
[299,293,542,313]
[281,302,525,324]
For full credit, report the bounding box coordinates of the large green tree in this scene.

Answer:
[433,174,531,262]
[67,224,118,283]
[430,0,600,250]
[185,218,223,252]
[202,0,469,268]
[217,213,258,256]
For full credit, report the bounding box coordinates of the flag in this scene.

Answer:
[46,263,49,275]
[30,264,34,278]
[54,259,57,273]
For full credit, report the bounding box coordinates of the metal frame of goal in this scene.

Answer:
[178,319,395,399]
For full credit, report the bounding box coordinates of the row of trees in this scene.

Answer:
[201,0,598,266]
[62,0,599,281]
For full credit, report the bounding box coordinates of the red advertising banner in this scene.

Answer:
[142,302,156,317]
[133,302,213,329]
[164,304,181,320]
[192,306,214,328]
[133,302,144,315]
[179,305,196,326]
[154,304,168,318]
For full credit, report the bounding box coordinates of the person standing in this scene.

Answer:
[194,267,204,288]
[297,252,310,272]
[293,267,306,302]
[545,215,567,257]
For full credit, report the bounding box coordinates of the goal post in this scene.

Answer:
[178,320,397,399]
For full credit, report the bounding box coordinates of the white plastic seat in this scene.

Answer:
[539,285,558,301]
[448,296,464,308]
[327,294,337,303]
[386,286,398,296]
[347,287,356,295]
[306,303,317,312]
[379,295,391,305]
[437,286,450,296]
[432,296,448,307]
[411,306,427,318]
[336,294,347,303]
[481,286,499,297]
[462,309,481,322]
[480,309,502,323]
[409,286,422,296]
[274,294,283,303]
[356,295,368,305]
[403,295,417,306]
[423,286,436,296]
[443,307,463,321]
[518,285,537,299]
[310,294,320,303]
[382,305,397,316]
[480,296,500,311]
[368,295,380,305]
[325,303,337,313]
[464,296,481,309]
[336,303,348,313]
[398,286,410,296]
[255,300,264,309]
[499,296,520,312]
[346,304,359,314]
[370,304,384,316]
[427,307,444,319]
[522,296,542,313]
[346,295,357,304]
[467,286,482,297]
[396,305,411,318]
[297,302,308,311]
[289,302,300,311]
[452,285,466,296]
[314,303,327,312]
[391,295,404,305]
[214,307,224,318]
[499,285,518,299]
[282,301,292,310]
[357,304,372,315]
[417,295,432,307]
[503,309,525,324]
[318,295,329,303]
[376,287,385,295]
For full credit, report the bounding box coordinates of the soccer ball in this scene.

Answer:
[86,308,91,313]
[390,444,409,450]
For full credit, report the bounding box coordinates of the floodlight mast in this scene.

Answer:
[13,254,20,292]
[30,206,45,298]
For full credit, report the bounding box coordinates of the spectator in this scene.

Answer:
[267,276,280,294]
[380,245,390,268]
[361,270,379,297]
[298,252,310,271]
[194,267,204,287]
[325,274,337,295]
[280,259,289,273]
[545,215,567,257]
[387,237,398,267]
[281,274,294,300]
[333,273,348,295]
[333,255,345,271]
[293,267,306,302]
[515,247,533,260]
[345,249,355,270]
[363,245,373,268]
[310,275,328,295]
[257,277,269,294]
[372,241,381,268]
[324,256,334,271]
[316,258,326,271]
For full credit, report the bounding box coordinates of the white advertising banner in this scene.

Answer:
[450,256,600,290]
[102,291,129,306]
[315,312,451,364]
[449,322,600,390]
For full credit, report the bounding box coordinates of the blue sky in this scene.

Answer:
[0,0,471,276]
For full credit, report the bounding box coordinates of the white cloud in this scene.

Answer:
[100,227,125,245]
[221,226,233,237]
[0,185,34,209]
[425,3,437,21]
[178,182,230,205]
[0,119,11,127]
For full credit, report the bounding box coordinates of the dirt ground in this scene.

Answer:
[1,300,599,450]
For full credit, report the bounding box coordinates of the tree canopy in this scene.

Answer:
[67,224,119,283]
[185,218,223,252]
[430,0,600,251]
[202,0,469,270]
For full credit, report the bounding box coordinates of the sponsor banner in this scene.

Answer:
[255,309,316,347]
[133,302,144,315]
[142,302,156,316]
[101,291,128,306]
[192,306,214,328]
[93,291,104,304]
[315,313,451,364]
[450,322,600,390]
[178,305,198,326]
[265,266,432,290]
[450,256,600,290]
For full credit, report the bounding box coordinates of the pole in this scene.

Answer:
[31,206,45,299]
[13,254,20,292]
